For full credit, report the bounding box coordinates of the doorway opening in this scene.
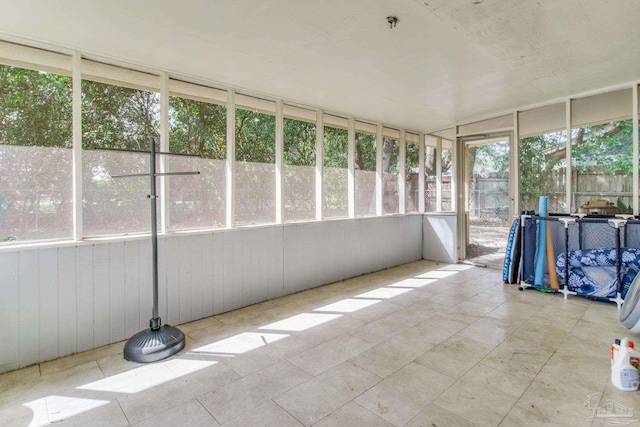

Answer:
[463,135,511,268]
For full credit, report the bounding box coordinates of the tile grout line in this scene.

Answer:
[495,297,596,426]
[195,396,222,426]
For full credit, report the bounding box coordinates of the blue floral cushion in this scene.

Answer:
[556,247,640,300]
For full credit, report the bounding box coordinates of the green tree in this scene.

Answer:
[518,120,633,212]
[82,80,160,150]
[283,118,316,220]
[572,120,633,175]
[284,118,315,166]
[519,132,565,210]
[170,97,226,159]
[323,126,348,216]
[0,65,72,147]
[0,65,73,241]
[235,108,275,162]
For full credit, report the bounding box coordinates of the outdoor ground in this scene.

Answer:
[466,217,511,269]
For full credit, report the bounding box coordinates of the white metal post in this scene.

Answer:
[418,134,425,214]
[72,51,83,241]
[512,112,519,217]
[455,132,465,261]
[348,117,355,218]
[316,111,324,221]
[399,129,406,214]
[376,124,383,216]
[452,136,457,213]
[226,89,236,228]
[436,137,442,212]
[275,100,284,223]
[634,84,639,215]
[565,99,572,213]
[160,72,170,233]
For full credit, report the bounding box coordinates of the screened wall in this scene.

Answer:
[517,88,638,214]
[0,42,442,246]
[8,40,638,247]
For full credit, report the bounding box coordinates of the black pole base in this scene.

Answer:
[123,324,185,363]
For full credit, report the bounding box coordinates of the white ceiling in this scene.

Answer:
[1,0,639,133]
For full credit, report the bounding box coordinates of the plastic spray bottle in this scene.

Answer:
[611,337,640,391]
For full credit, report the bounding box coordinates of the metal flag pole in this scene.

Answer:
[108,135,200,363]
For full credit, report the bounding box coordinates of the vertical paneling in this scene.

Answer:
[283,223,321,294]
[124,240,141,338]
[225,231,239,311]
[107,242,123,343]
[94,243,111,347]
[58,246,77,358]
[282,225,301,295]
[322,222,343,284]
[19,250,39,367]
[423,214,458,263]
[166,237,181,325]
[261,229,274,302]
[354,220,370,274]
[306,224,322,290]
[201,234,215,317]
[190,235,204,321]
[340,220,357,277]
[157,237,168,322]
[39,248,59,362]
[0,252,20,372]
[243,229,261,305]
[139,239,152,328]
[212,233,225,315]
[261,228,274,301]
[404,216,423,263]
[76,245,94,352]
[240,230,254,305]
[0,215,425,373]
[233,230,246,309]
[267,227,284,300]
[178,236,192,324]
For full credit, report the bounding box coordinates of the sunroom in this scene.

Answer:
[1,1,640,426]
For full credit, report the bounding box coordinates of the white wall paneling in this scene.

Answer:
[210,233,226,316]
[124,240,142,339]
[58,247,77,358]
[189,235,205,322]
[38,248,59,363]
[138,240,152,334]
[75,245,94,353]
[97,242,114,347]
[178,236,193,325]
[115,241,131,343]
[0,215,424,373]
[19,250,39,367]
[0,252,19,372]
[423,214,458,264]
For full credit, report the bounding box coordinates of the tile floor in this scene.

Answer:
[0,260,637,427]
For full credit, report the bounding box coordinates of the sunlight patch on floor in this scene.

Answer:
[355,287,413,299]
[192,332,289,355]
[313,298,382,313]
[78,359,217,393]
[25,395,110,427]
[259,313,342,332]
[387,278,438,288]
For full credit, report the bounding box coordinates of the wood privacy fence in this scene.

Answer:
[419,172,634,217]
[520,170,634,214]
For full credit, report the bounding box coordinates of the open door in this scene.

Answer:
[461,134,512,268]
